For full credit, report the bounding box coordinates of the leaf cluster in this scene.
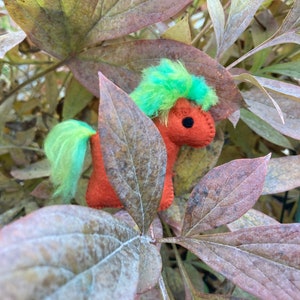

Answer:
[0,0,300,299]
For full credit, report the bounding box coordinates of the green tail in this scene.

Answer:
[44,119,96,202]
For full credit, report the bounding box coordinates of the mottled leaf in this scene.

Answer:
[216,0,265,59]
[4,0,191,58]
[0,205,161,299]
[227,208,279,231]
[0,30,26,58]
[98,72,167,234]
[240,109,293,149]
[182,154,271,236]
[68,39,244,121]
[262,155,300,195]
[242,88,300,140]
[165,224,300,299]
[62,77,94,120]
[173,126,224,195]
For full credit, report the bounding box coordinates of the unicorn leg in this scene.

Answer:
[86,133,122,209]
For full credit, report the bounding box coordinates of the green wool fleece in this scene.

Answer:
[130,58,218,118]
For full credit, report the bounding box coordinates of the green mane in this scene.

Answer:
[130,59,218,118]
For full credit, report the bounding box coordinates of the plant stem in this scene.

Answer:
[0,60,66,104]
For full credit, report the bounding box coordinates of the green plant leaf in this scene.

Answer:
[173,126,224,196]
[259,61,300,79]
[98,72,167,234]
[0,205,162,299]
[164,224,300,299]
[62,77,94,120]
[240,109,294,149]
[68,39,244,121]
[262,155,300,195]
[250,10,278,73]
[4,0,192,58]
[182,154,271,236]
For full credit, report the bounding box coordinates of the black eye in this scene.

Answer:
[182,117,194,128]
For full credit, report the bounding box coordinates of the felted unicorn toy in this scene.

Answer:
[45,59,218,211]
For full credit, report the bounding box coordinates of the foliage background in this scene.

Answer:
[0,0,300,298]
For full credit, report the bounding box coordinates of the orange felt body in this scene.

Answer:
[86,98,216,211]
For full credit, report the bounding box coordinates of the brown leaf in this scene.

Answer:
[159,196,187,237]
[243,88,300,140]
[68,39,244,121]
[4,0,191,58]
[98,72,167,234]
[227,208,279,231]
[166,224,300,299]
[0,205,161,299]
[262,155,300,195]
[182,154,271,236]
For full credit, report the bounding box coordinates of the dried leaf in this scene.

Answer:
[242,88,300,140]
[216,0,265,58]
[227,208,279,231]
[240,109,294,149]
[68,39,244,121]
[234,73,285,123]
[277,0,300,34]
[62,77,94,120]
[173,126,224,195]
[166,224,300,299]
[262,155,300,195]
[0,205,161,299]
[0,30,26,58]
[253,76,300,99]
[182,154,271,236]
[98,72,167,234]
[161,15,192,44]
[4,0,191,58]
[207,0,225,53]
[10,159,50,180]
[159,196,187,237]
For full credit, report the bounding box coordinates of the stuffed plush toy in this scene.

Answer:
[44,59,218,211]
